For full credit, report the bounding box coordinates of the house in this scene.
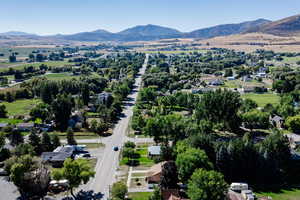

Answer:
[269,115,284,129]
[36,123,53,132]
[68,110,84,129]
[41,145,86,167]
[96,92,113,106]
[146,161,166,183]
[256,72,267,78]
[42,146,74,167]
[162,189,188,200]
[208,79,223,86]
[285,133,300,147]
[148,145,161,158]
[0,123,8,129]
[258,67,267,73]
[199,87,215,93]
[41,151,72,168]
[243,86,255,93]
[16,123,34,131]
[241,76,252,82]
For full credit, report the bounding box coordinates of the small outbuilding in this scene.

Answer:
[148,145,161,158]
[16,123,34,131]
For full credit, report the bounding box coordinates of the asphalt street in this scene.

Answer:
[83,54,149,199]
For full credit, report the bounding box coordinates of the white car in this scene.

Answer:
[230,182,248,192]
[75,153,91,159]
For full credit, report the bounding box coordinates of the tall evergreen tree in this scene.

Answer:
[66,128,77,145]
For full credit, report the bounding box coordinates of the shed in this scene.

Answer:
[148,145,161,158]
[16,123,34,131]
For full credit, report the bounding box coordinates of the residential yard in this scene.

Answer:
[241,93,280,107]
[77,143,104,149]
[0,118,22,124]
[50,131,99,140]
[1,98,41,116]
[256,188,300,200]
[120,146,154,167]
[128,192,152,200]
[223,79,267,89]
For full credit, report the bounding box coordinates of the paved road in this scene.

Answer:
[61,137,154,145]
[84,54,149,199]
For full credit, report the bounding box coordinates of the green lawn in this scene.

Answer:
[0,118,23,124]
[43,73,79,81]
[241,93,280,107]
[50,131,99,140]
[120,148,154,166]
[223,80,241,88]
[128,192,152,200]
[256,188,300,200]
[1,98,41,116]
[77,143,104,149]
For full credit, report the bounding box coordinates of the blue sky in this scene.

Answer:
[1,0,299,35]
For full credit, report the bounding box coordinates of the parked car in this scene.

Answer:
[113,146,119,151]
[75,153,91,159]
[230,182,248,192]
[49,180,69,194]
[0,168,8,176]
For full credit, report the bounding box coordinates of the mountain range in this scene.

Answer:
[246,14,300,36]
[1,14,300,42]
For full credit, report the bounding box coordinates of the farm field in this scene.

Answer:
[0,60,73,72]
[283,56,300,63]
[1,98,41,116]
[0,47,61,60]
[256,188,300,200]
[241,93,280,107]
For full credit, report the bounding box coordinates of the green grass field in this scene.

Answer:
[0,60,73,72]
[256,188,300,200]
[241,93,280,107]
[283,56,300,63]
[128,192,152,200]
[43,73,79,81]
[1,98,41,116]
[0,47,61,60]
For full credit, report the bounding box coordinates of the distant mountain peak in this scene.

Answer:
[246,14,300,36]
[0,31,36,36]
[184,19,271,39]
[92,29,112,34]
[118,24,181,36]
